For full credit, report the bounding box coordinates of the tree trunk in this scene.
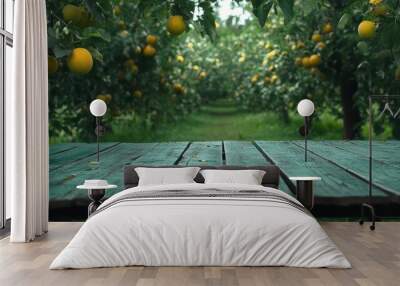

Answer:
[390,119,400,139]
[340,77,361,139]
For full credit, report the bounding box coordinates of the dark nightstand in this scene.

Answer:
[289,177,321,210]
[77,180,117,217]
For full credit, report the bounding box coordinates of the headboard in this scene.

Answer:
[123,165,280,189]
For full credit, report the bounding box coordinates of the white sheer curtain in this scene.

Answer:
[7,0,49,242]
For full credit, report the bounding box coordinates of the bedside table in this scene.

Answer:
[77,180,117,216]
[289,177,321,210]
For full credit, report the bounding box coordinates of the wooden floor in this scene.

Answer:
[1,222,399,286]
[49,141,400,217]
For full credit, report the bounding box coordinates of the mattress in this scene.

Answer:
[50,183,351,269]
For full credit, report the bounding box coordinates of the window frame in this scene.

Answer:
[0,0,13,230]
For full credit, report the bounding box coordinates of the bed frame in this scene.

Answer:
[123,165,281,189]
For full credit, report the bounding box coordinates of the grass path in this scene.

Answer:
[105,98,342,142]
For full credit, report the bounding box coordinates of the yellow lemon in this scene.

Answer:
[309,54,321,66]
[63,5,91,27]
[322,23,333,34]
[372,4,389,16]
[369,0,382,5]
[176,55,184,63]
[134,46,142,54]
[113,5,121,16]
[173,83,185,94]
[119,30,129,38]
[167,15,186,35]
[251,74,259,83]
[130,64,138,75]
[143,45,156,57]
[124,59,135,68]
[133,90,143,98]
[312,33,322,42]
[48,56,58,74]
[62,4,81,24]
[146,35,157,45]
[199,71,207,79]
[97,94,112,103]
[67,48,93,74]
[358,20,376,39]
[125,59,138,74]
[295,57,302,66]
[296,42,306,49]
[118,20,126,30]
[77,7,91,28]
[316,42,326,50]
[302,57,311,68]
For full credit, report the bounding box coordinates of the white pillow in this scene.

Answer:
[200,169,266,185]
[135,167,200,186]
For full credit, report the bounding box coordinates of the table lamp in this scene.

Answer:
[89,99,107,162]
[297,99,315,162]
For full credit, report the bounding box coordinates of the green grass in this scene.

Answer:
[104,98,343,142]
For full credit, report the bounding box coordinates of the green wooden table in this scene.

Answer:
[50,140,400,211]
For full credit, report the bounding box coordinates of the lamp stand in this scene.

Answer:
[304,116,308,162]
[96,117,100,162]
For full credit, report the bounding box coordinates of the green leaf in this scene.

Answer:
[252,0,273,27]
[357,41,369,56]
[47,27,57,49]
[81,27,111,42]
[53,46,70,58]
[199,1,217,42]
[302,0,318,16]
[277,0,294,22]
[337,13,351,30]
[89,47,103,64]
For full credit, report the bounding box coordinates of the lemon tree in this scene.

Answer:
[47,0,400,141]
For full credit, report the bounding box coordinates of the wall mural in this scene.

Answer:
[47,0,400,143]
[47,0,400,220]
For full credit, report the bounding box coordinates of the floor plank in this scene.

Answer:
[50,143,119,171]
[297,141,400,195]
[255,141,388,198]
[178,142,223,166]
[49,143,156,202]
[131,142,190,165]
[49,143,78,155]
[223,141,267,166]
[1,222,399,286]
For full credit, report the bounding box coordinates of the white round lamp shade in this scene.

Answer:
[90,99,107,117]
[297,99,315,117]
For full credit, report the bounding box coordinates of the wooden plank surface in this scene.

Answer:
[298,141,400,195]
[255,141,388,198]
[49,141,399,205]
[2,222,400,286]
[131,142,190,165]
[223,141,267,165]
[323,140,400,165]
[178,141,223,166]
[223,141,293,195]
[50,142,119,171]
[50,143,156,202]
[49,143,78,155]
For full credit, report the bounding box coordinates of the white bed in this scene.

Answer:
[50,183,351,269]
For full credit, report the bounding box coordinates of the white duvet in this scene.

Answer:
[50,183,351,269]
